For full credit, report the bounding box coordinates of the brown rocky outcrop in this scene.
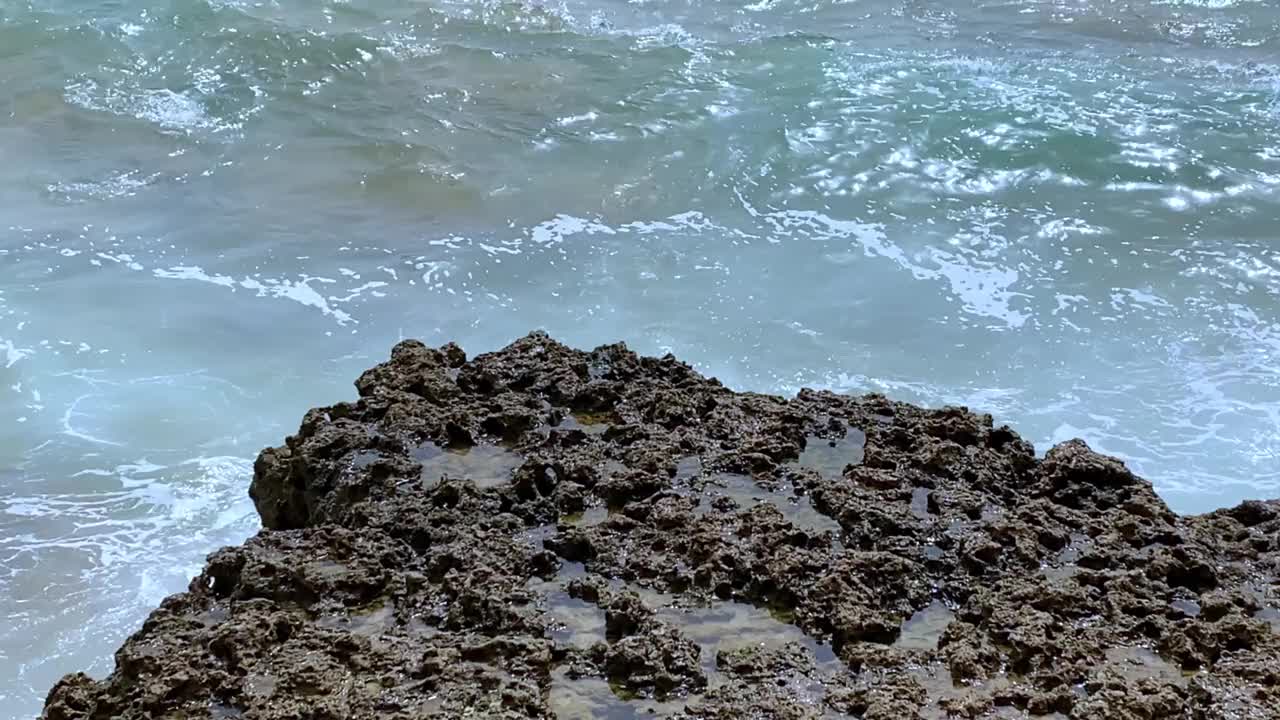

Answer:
[43,333,1280,719]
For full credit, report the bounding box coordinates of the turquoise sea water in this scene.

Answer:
[2,0,1279,714]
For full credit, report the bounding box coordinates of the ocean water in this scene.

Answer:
[1,0,1279,714]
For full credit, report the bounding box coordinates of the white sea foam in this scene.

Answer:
[7,6,1280,716]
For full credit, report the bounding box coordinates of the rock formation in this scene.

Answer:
[44,333,1280,719]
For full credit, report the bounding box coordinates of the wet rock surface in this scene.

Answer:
[44,333,1280,719]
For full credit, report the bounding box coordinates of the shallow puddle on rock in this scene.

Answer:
[985,710,1067,720]
[1041,532,1091,582]
[549,668,687,719]
[1256,607,1280,632]
[908,665,974,719]
[1244,577,1280,632]
[909,488,934,520]
[520,524,559,551]
[796,429,865,478]
[243,673,276,700]
[413,442,523,488]
[562,506,611,526]
[1055,533,1091,563]
[694,473,843,538]
[1102,646,1186,687]
[533,559,597,649]
[1041,566,1077,583]
[596,459,629,486]
[894,601,954,651]
[407,614,439,639]
[674,455,702,481]
[1170,599,1201,618]
[544,590,607,648]
[209,702,244,719]
[643,592,842,681]
[303,557,353,581]
[538,558,846,716]
[908,666,1065,720]
[349,449,381,470]
[198,606,230,626]
[558,410,619,435]
[316,601,396,638]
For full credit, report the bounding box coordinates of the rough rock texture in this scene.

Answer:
[44,333,1280,719]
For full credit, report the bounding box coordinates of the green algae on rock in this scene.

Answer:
[44,334,1280,719]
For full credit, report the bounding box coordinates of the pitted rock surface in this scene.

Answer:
[44,334,1280,719]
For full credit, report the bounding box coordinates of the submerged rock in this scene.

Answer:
[43,333,1280,719]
